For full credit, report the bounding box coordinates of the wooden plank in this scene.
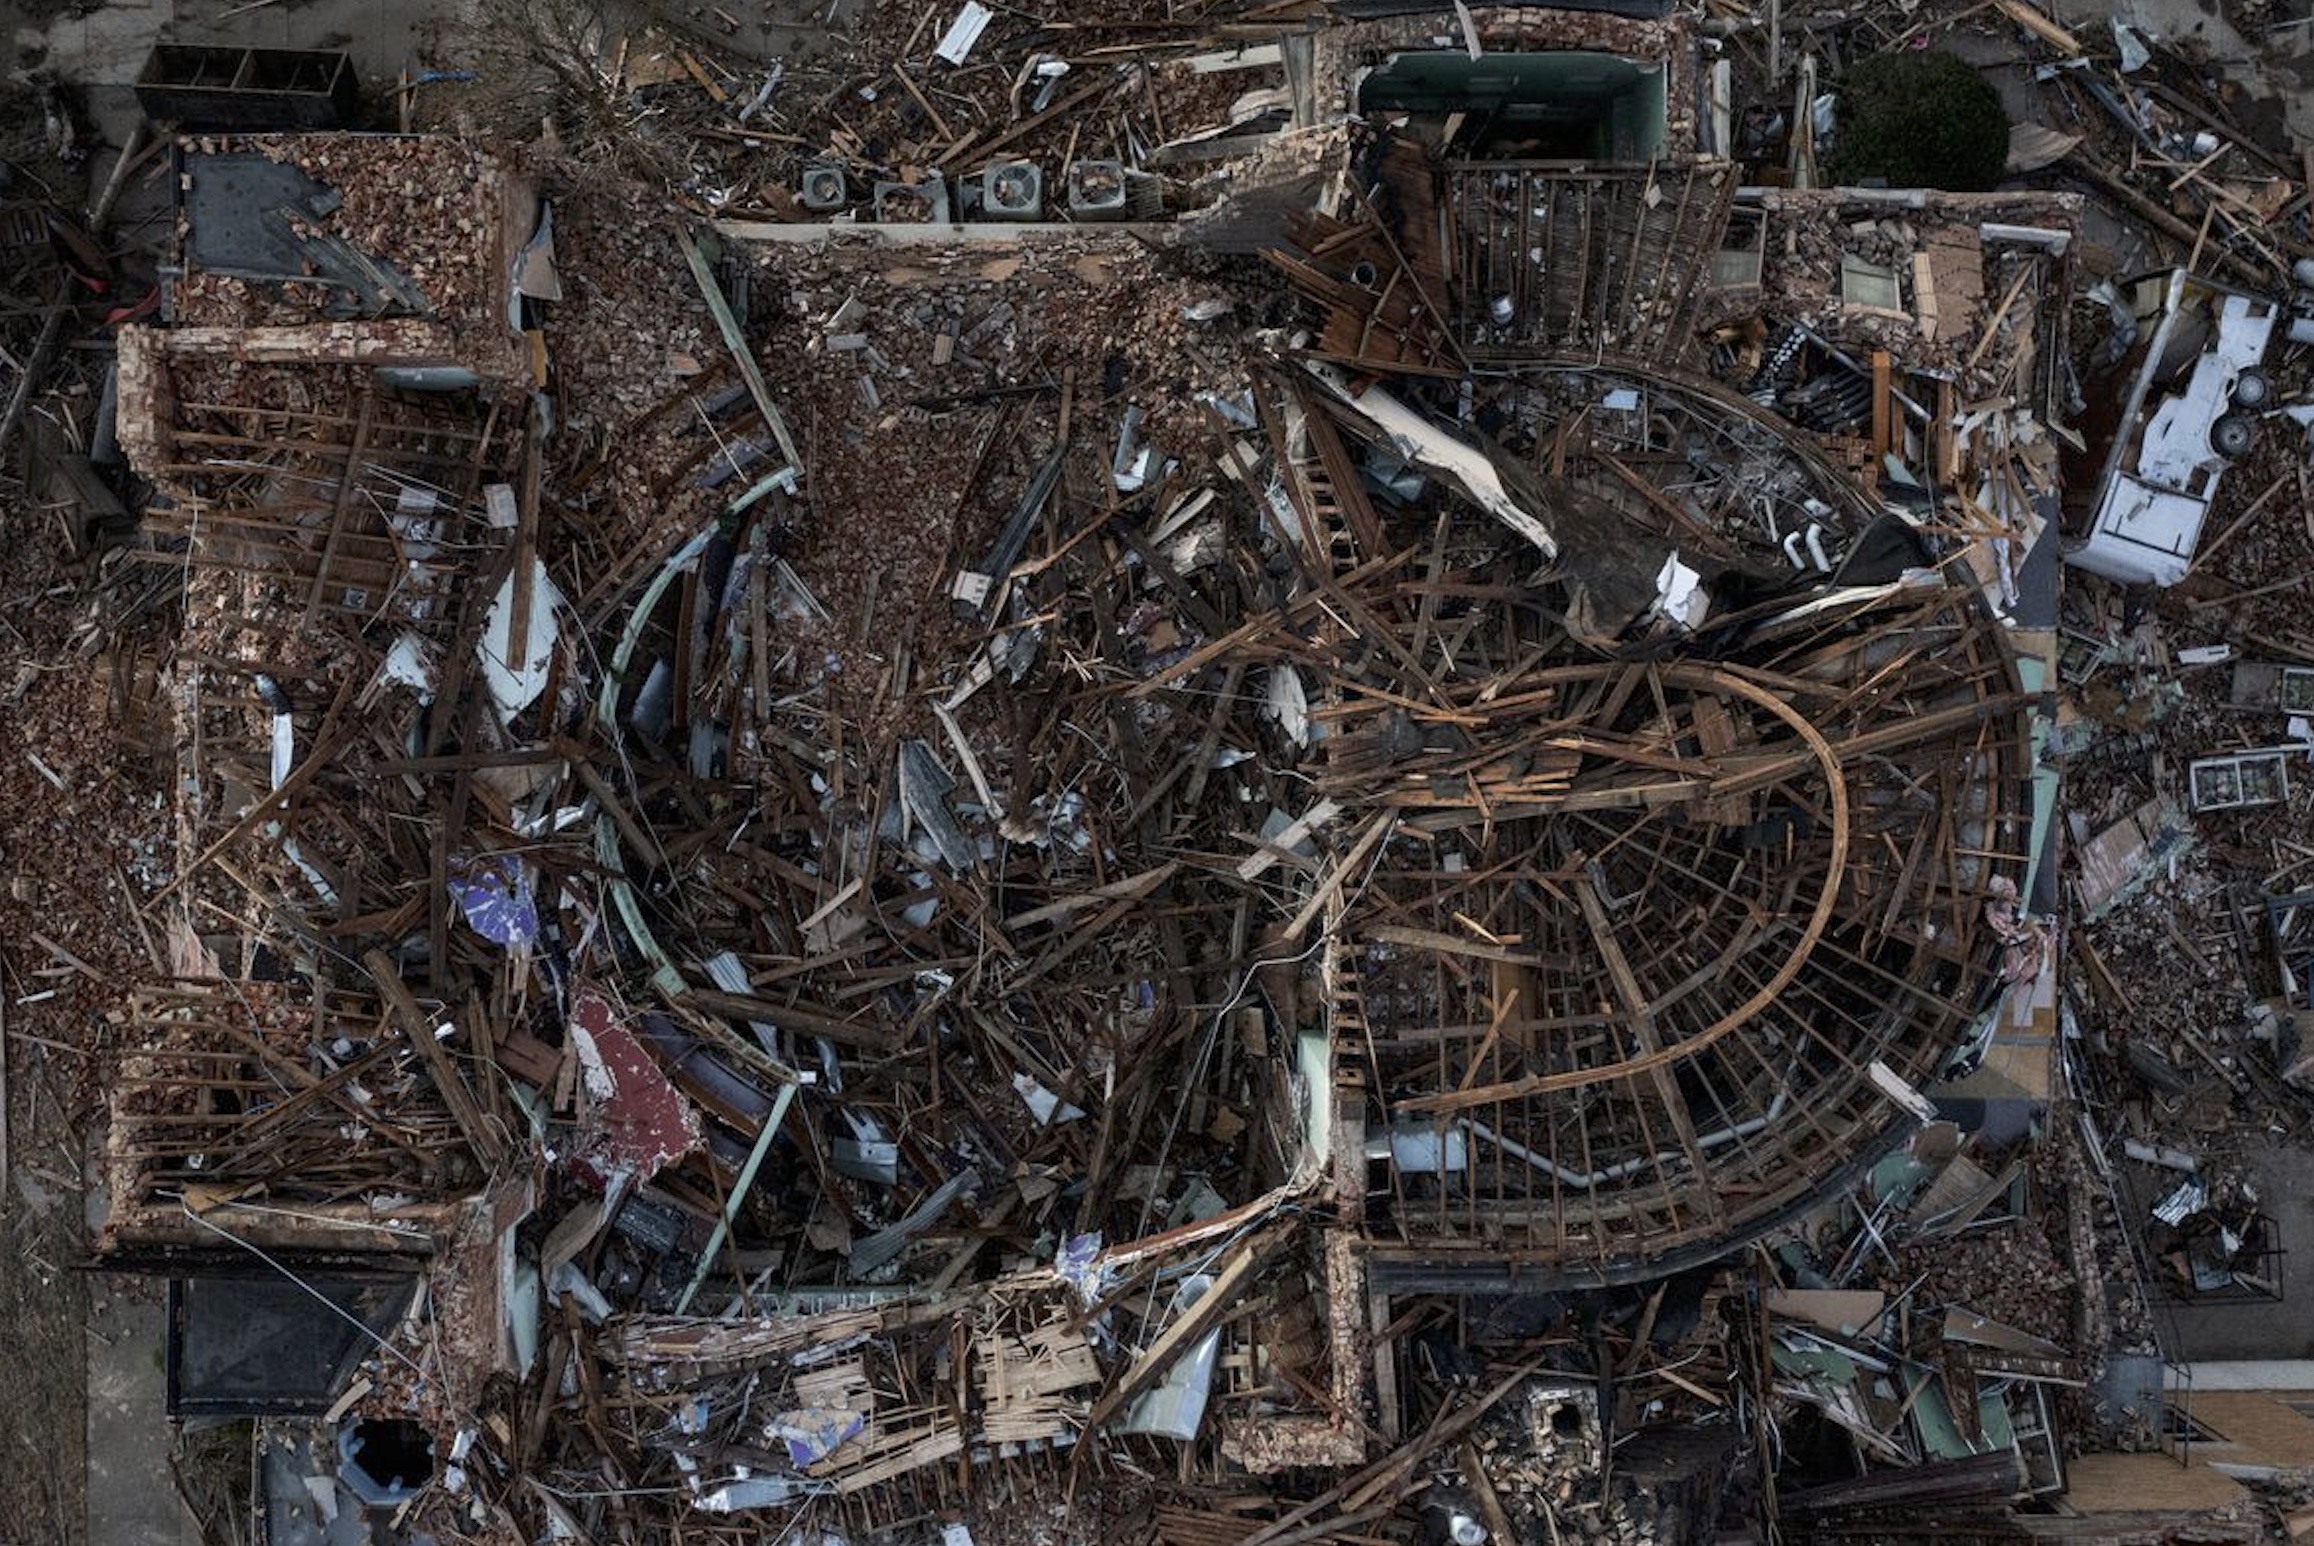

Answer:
[672,986,899,1052]
[679,51,727,102]
[1006,862,1180,931]
[1994,0,2082,54]
[508,427,542,684]
[677,225,801,473]
[1870,349,1893,457]
[1574,877,1719,1222]
[557,742,670,870]
[302,389,376,626]
[1361,922,1534,966]
[1236,799,1343,882]
[1282,810,1395,944]
[1965,263,2036,373]
[1935,378,1959,486]
[429,691,481,993]
[1085,1227,1276,1431]
[365,947,504,1168]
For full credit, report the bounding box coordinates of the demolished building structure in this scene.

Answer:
[7,0,2314,1543]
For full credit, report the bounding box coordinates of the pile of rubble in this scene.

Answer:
[6,2,2314,1545]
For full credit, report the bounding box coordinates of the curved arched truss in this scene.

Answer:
[1272,362,2031,1288]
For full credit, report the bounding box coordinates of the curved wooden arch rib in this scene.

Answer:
[1393,661,1849,1114]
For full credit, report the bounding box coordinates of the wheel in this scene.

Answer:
[2210,412,2255,460]
[2231,369,2272,409]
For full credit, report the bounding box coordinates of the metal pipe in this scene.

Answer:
[675,1080,796,1315]
[1466,1087,1791,1190]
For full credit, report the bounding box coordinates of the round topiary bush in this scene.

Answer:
[1828,50,2010,191]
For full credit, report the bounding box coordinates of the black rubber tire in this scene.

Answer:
[2211,412,2255,460]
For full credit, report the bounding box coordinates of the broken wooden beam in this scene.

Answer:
[1084,1225,1278,1431]
[364,947,506,1168]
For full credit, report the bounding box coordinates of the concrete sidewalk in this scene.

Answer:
[85,1189,201,1546]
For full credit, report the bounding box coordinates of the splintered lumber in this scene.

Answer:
[1283,811,1395,943]
[1361,923,1535,966]
[1238,1353,1556,1546]
[677,224,802,473]
[144,672,365,911]
[1994,0,2082,54]
[671,985,900,1052]
[1237,799,1343,881]
[936,74,1109,169]
[0,125,148,456]
[1085,1226,1278,1430]
[1006,862,1180,931]
[365,947,504,1167]
[85,105,2077,1538]
[2061,150,2269,286]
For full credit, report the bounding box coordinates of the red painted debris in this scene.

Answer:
[569,987,700,1185]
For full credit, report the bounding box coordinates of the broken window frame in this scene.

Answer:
[1712,208,1767,294]
[1837,252,1909,322]
[2187,749,2293,812]
[166,1272,419,1418]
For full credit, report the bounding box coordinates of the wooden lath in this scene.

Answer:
[1445,161,1738,366]
[106,977,479,1209]
[140,387,518,632]
[1267,466,2032,1272]
[1266,136,1467,379]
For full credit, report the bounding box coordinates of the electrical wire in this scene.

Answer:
[177,1197,426,1376]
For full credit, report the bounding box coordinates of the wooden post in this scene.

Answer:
[1870,349,1893,458]
[1935,378,1959,486]
[365,947,503,1168]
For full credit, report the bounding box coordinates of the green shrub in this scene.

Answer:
[1828,50,2010,191]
